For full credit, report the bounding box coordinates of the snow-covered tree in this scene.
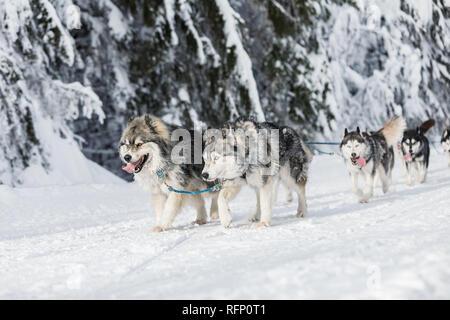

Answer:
[0,0,103,185]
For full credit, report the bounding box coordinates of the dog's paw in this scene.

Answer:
[151,226,165,232]
[248,214,260,222]
[256,221,269,228]
[296,211,306,218]
[210,211,219,220]
[220,217,232,228]
[359,199,369,204]
[192,219,207,225]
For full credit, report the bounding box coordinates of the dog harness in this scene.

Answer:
[156,170,222,194]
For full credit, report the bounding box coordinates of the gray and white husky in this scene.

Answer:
[202,117,313,227]
[442,127,450,167]
[340,116,406,203]
[119,115,218,232]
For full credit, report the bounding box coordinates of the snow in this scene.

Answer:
[105,1,128,40]
[215,0,265,122]
[1,151,450,299]
[164,0,179,46]
[179,0,206,65]
[37,0,77,66]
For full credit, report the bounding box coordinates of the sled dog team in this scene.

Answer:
[119,114,450,232]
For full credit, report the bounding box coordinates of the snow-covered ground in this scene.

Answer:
[1,150,450,299]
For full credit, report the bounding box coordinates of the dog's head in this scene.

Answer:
[341,127,369,165]
[401,128,423,157]
[119,115,170,174]
[201,127,246,181]
[441,129,450,152]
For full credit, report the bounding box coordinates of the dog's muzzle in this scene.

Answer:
[122,154,149,174]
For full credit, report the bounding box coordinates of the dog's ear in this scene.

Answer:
[356,127,361,135]
[221,127,228,138]
[204,128,220,145]
[416,126,421,134]
[444,129,449,139]
[127,115,136,124]
[344,128,348,136]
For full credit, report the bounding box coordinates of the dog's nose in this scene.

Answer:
[351,153,356,158]
[124,154,132,162]
[202,172,209,180]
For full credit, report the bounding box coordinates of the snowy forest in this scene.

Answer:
[1,0,449,185]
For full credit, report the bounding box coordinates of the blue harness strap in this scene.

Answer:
[167,184,222,194]
[156,170,221,194]
[304,142,339,156]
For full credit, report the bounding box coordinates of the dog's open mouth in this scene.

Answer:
[122,154,149,174]
[351,156,366,166]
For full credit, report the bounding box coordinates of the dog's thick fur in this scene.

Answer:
[340,116,406,203]
[401,119,434,185]
[202,117,312,227]
[119,115,218,232]
[441,127,450,167]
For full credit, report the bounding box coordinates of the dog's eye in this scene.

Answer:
[214,155,220,161]
[135,143,143,147]
[355,144,359,148]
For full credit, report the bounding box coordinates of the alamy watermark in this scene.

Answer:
[169,128,281,176]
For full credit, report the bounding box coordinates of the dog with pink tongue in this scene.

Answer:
[340,117,406,203]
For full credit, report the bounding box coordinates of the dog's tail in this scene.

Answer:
[419,119,435,135]
[377,116,406,147]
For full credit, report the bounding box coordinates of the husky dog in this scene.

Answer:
[442,127,450,167]
[202,117,313,227]
[340,116,406,203]
[119,115,218,232]
[401,119,434,186]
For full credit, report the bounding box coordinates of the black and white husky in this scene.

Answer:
[401,119,434,186]
[441,127,450,167]
[340,116,406,203]
[119,115,218,232]
[201,117,313,227]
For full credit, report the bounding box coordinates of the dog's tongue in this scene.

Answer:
[122,163,136,174]
[404,153,411,161]
[355,157,366,166]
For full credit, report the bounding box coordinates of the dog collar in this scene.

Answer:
[156,170,165,179]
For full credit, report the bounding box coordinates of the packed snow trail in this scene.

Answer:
[1,151,450,299]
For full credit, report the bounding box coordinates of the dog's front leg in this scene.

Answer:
[350,172,363,198]
[217,186,240,228]
[151,192,167,228]
[360,172,374,203]
[257,180,274,227]
[209,193,219,220]
[191,194,207,225]
[413,162,421,183]
[248,189,261,222]
[154,192,183,232]
[271,178,280,206]
[419,163,427,183]
[406,163,413,186]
